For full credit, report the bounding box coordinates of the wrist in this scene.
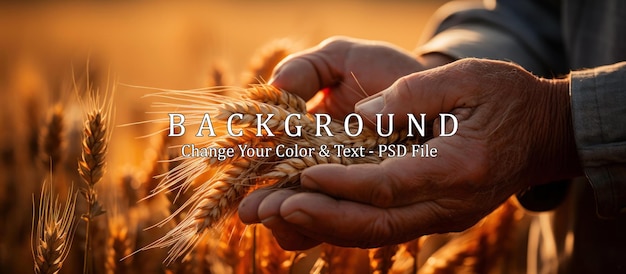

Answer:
[529,77,583,185]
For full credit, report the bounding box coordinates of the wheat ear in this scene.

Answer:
[105,214,134,274]
[32,181,77,274]
[78,91,113,274]
[242,84,307,113]
[136,84,417,263]
[242,39,293,86]
[39,104,65,171]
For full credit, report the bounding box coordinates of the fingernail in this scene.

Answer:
[283,210,313,226]
[355,91,385,116]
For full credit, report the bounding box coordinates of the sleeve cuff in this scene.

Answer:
[570,62,626,218]
[418,25,550,76]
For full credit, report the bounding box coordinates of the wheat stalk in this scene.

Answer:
[32,180,77,274]
[78,90,114,274]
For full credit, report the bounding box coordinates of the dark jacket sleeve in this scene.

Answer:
[571,62,626,218]
[418,0,567,77]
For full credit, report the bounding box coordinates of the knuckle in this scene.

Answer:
[389,76,415,103]
[319,35,351,48]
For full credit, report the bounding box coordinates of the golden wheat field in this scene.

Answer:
[0,1,540,273]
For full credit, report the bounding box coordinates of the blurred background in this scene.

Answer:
[4,1,532,274]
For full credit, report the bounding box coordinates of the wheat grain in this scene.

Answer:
[243,84,307,113]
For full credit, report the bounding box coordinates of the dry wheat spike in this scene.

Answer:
[78,90,114,274]
[105,214,134,274]
[136,84,416,264]
[39,104,65,171]
[32,181,77,274]
[241,38,294,87]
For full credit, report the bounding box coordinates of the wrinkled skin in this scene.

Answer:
[239,37,582,251]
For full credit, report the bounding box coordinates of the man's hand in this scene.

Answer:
[240,57,582,250]
[269,36,451,117]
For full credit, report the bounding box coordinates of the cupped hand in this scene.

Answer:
[269,36,448,118]
[240,58,582,250]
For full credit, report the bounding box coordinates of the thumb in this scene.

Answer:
[355,68,463,128]
[269,57,323,102]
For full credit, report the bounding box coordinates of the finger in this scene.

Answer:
[301,135,487,208]
[270,40,349,101]
[277,191,466,248]
[270,56,325,101]
[238,188,274,224]
[270,53,349,117]
[355,62,470,129]
[264,217,322,251]
[300,162,434,208]
[257,189,299,222]
[256,190,322,250]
